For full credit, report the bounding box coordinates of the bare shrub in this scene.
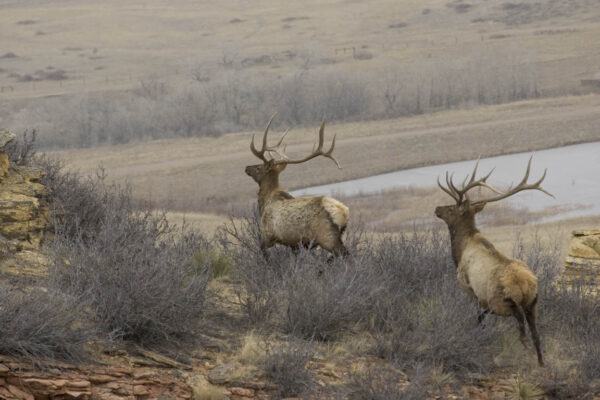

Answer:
[354,50,374,60]
[223,216,502,371]
[379,47,538,117]
[514,234,600,393]
[9,46,537,149]
[375,277,500,372]
[50,209,209,347]
[261,339,315,399]
[369,233,500,372]
[388,22,408,29]
[220,211,382,339]
[17,69,69,82]
[448,3,472,13]
[39,159,117,242]
[217,211,280,324]
[43,162,210,347]
[280,251,386,341]
[0,283,92,363]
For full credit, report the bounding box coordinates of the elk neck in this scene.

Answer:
[446,214,480,267]
[257,172,292,214]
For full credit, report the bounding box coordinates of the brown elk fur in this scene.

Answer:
[245,120,349,257]
[435,159,551,367]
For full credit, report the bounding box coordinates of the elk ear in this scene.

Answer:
[472,203,486,213]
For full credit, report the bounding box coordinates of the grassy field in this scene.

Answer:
[1,0,599,103]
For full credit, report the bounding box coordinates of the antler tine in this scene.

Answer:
[439,159,503,204]
[445,172,461,203]
[448,173,464,202]
[262,114,274,150]
[322,133,341,168]
[438,175,460,202]
[274,118,342,168]
[250,114,276,162]
[250,114,291,162]
[531,168,555,198]
[466,158,480,187]
[471,156,554,206]
[317,118,325,151]
[250,134,264,161]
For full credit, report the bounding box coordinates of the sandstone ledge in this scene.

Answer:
[0,355,193,400]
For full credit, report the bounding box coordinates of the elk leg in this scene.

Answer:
[290,244,300,256]
[477,309,490,324]
[260,238,273,260]
[333,242,349,258]
[524,296,544,367]
[506,298,529,348]
[326,240,349,264]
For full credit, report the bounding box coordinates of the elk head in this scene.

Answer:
[435,157,554,227]
[245,115,341,188]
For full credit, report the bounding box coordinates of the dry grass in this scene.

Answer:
[1,0,598,105]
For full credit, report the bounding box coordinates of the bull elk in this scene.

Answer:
[435,157,553,366]
[245,116,349,258]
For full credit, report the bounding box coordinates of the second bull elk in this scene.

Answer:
[435,157,553,366]
[245,116,349,258]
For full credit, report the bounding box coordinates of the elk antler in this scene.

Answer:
[273,118,341,168]
[470,156,554,206]
[250,114,289,163]
[437,159,500,204]
[437,157,553,205]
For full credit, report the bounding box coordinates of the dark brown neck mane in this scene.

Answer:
[446,214,479,267]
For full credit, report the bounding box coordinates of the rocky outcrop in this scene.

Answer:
[0,354,192,400]
[563,229,600,286]
[0,133,50,276]
[0,352,287,400]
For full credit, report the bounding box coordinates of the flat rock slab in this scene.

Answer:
[208,362,240,385]
[0,131,15,149]
[569,231,600,260]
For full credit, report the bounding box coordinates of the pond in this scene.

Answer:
[293,141,600,222]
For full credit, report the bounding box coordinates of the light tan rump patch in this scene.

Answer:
[321,197,349,229]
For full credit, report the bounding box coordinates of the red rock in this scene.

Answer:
[52,379,69,388]
[133,385,150,395]
[22,378,58,390]
[64,390,91,399]
[230,396,254,400]
[0,387,15,399]
[133,371,154,379]
[111,368,133,376]
[100,381,121,390]
[114,385,133,396]
[89,375,116,384]
[66,380,91,389]
[7,384,34,400]
[229,387,254,396]
[131,379,155,386]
